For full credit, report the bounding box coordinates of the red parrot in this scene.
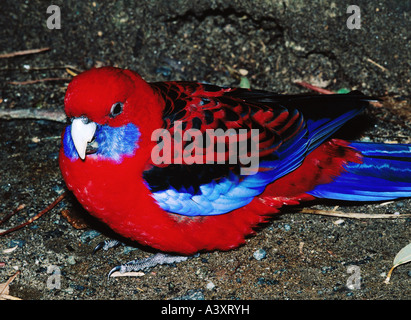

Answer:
[59,66,411,276]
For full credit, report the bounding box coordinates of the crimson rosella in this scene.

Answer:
[59,66,411,276]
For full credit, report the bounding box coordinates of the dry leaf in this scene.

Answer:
[2,245,18,254]
[0,271,21,300]
[61,209,89,229]
[0,282,10,297]
[385,242,411,284]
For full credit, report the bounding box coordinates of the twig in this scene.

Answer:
[0,192,67,237]
[0,65,82,73]
[0,204,26,226]
[298,208,411,219]
[294,81,383,108]
[0,108,66,122]
[0,47,50,59]
[109,271,145,278]
[65,68,78,77]
[366,58,389,72]
[294,81,335,94]
[8,77,70,85]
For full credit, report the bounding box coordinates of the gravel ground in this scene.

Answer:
[0,0,410,301]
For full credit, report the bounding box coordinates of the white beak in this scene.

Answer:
[71,117,97,160]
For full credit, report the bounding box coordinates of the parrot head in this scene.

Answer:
[62,67,163,163]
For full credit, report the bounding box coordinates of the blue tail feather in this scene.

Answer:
[308,142,411,201]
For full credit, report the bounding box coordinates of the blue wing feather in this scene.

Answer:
[308,142,411,201]
[148,89,371,216]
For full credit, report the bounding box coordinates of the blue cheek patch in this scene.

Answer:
[63,123,141,162]
[63,125,79,160]
[94,123,141,162]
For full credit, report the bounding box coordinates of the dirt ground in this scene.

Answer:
[0,0,410,301]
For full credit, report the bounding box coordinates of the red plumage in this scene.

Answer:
[59,66,365,255]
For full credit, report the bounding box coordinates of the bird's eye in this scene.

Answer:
[109,102,124,118]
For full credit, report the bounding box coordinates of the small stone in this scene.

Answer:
[396,201,404,208]
[67,256,76,265]
[206,281,215,290]
[253,249,267,261]
[64,287,74,294]
[238,68,248,76]
[173,289,205,300]
[333,219,345,225]
[257,277,265,285]
[80,230,100,243]
[123,246,139,254]
[8,239,25,248]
